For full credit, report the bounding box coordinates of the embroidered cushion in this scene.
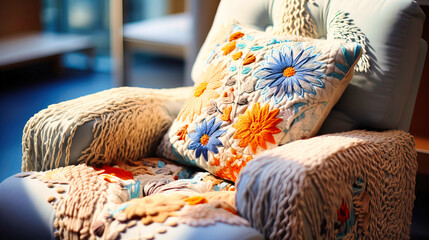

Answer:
[157,22,362,182]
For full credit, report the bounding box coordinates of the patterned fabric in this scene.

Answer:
[27,159,240,239]
[335,178,365,239]
[157,21,362,182]
[327,10,369,73]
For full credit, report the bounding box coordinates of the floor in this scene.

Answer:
[0,55,428,238]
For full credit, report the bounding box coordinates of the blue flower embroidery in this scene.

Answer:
[254,44,325,103]
[188,118,226,161]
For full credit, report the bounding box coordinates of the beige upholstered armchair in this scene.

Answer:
[0,0,426,239]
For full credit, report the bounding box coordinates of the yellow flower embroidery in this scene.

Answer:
[177,63,227,122]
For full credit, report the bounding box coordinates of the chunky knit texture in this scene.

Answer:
[272,0,318,38]
[22,87,192,171]
[39,164,117,240]
[236,130,417,239]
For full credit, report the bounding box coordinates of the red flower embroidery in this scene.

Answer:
[93,165,133,180]
[337,198,350,224]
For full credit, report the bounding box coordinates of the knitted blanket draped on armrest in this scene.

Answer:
[22,87,193,172]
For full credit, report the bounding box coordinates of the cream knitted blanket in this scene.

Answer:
[22,87,192,171]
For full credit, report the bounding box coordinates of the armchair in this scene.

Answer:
[0,0,425,239]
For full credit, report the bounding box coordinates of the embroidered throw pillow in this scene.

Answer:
[157,22,362,182]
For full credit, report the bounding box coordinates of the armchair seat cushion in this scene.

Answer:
[0,158,263,240]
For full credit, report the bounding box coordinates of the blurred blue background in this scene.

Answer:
[0,0,188,181]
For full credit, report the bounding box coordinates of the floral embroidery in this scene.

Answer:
[177,124,189,141]
[184,196,208,205]
[232,51,243,60]
[243,53,256,65]
[337,198,350,224]
[233,103,282,153]
[93,165,134,180]
[215,160,245,182]
[250,46,264,51]
[222,41,236,55]
[229,32,245,41]
[328,45,362,80]
[214,148,253,182]
[221,106,232,122]
[242,67,252,74]
[164,22,362,186]
[254,44,325,103]
[177,62,227,122]
[328,10,368,72]
[237,43,246,49]
[189,118,226,161]
[210,156,221,166]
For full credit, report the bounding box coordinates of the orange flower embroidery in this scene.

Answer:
[177,125,188,141]
[213,148,253,182]
[215,157,246,182]
[177,63,227,122]
[229,32,245,41]
[184,196,208,205]
[233,103,282,153]
[243,54,256,65]
[222,41,236,55]
[221,106,232,122]
[211,156,221,166]
[93,165,134,180]
[232,51,243,60]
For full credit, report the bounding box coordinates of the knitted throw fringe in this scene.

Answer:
[272,0,318,38]
[236,130,417,239]
[22,87,192,172]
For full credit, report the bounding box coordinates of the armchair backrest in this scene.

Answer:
[192,0,426,133]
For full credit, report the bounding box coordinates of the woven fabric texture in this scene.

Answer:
[236,130,417,239]
[22,87,192,171]
[23,158,246,239]
[157,21,362,182]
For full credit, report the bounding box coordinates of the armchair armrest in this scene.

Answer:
[22,86,192,172]
[236,130,417,239]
